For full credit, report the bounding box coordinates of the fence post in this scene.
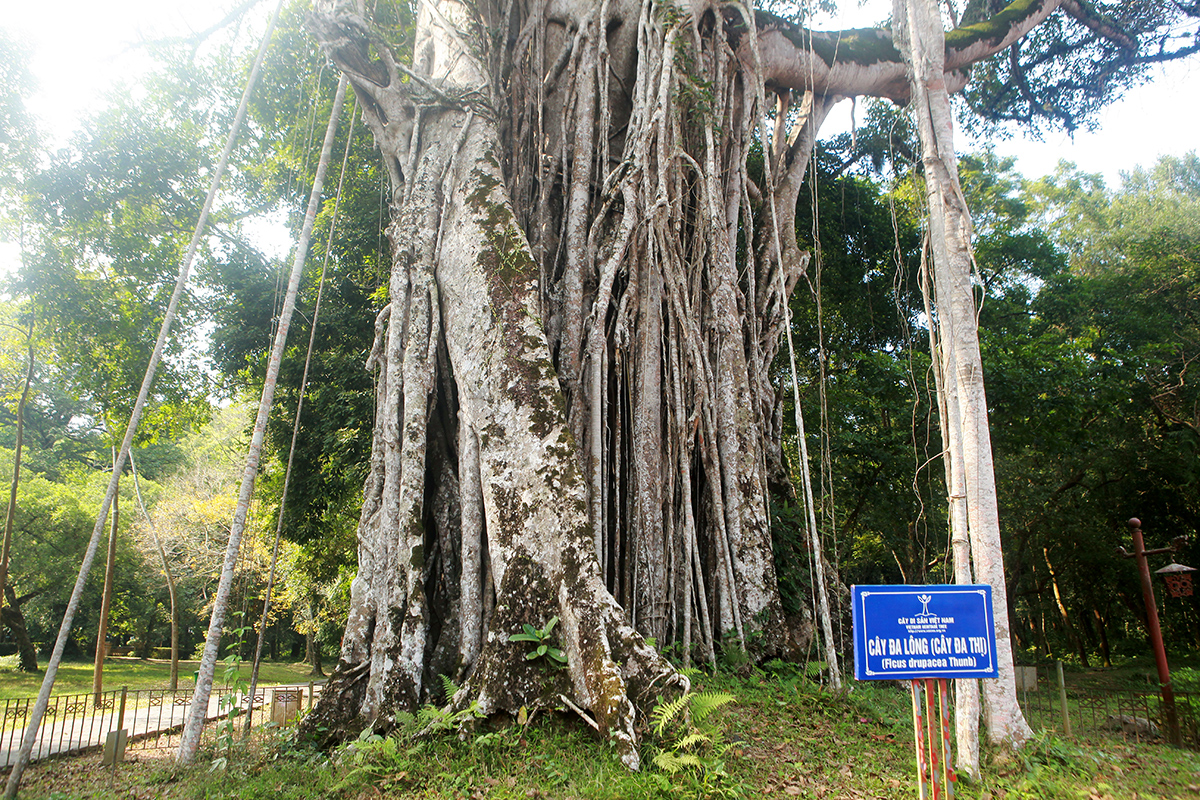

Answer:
[117,686,127,732]
[1056,661,1071,736]
[308,682,314,711]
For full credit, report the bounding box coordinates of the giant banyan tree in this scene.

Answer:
[300,0,1188,766]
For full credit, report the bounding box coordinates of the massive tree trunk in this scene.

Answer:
[303,0,798,766]
[302,0,1070,763]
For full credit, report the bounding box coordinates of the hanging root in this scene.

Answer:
[303,0,804,764]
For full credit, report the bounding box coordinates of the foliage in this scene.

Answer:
[993,154,1200,662]
[211,611,254,771]
[13,61,215,438]
[14,668,1200,799]
[508,616,568,666]
[649,690,736,785]
[779,120,943,610]
[0,30,38,244]
[790,138,1200,666]
[203,0,389,590]
[959,2,1200,136]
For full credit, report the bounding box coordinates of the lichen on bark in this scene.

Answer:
[300,0,808,765]
[300,0,1055,767]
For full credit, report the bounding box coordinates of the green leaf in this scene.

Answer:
[651,694,691,737]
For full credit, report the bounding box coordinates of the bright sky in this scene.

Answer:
[814,1,1200,183]
[2,0,1197,209]
[5,1,261,139]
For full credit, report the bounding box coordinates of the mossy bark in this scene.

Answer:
[302,0,1055,765]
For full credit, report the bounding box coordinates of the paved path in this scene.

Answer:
[1,684,318,768]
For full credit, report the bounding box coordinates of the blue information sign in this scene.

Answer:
[852,584,998,680]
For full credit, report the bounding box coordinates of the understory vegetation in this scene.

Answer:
[11,664,1200,799]
[2,0,1200,786]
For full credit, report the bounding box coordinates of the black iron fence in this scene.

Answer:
[1015,669,1199,751]
[1,683,322,768]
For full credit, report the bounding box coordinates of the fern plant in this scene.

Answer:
[439,674,461,703]
[416,699,485,734]
[649,691,735,777]
[332,727,416,793]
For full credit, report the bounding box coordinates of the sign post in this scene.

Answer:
[852,585,999,800]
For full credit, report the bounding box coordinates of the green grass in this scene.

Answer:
[0,657,320,701]
[11,664,1200,799]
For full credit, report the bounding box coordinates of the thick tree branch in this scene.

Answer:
[752,0,1065,102]
[1058,0,1138,51]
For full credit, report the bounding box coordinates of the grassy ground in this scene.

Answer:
[7,664,1200,800]
[0,657,321,700]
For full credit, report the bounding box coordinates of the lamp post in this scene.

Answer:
[1116,518,1186,747]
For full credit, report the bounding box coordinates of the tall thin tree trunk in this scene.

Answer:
[895,0,1032,747]
[176,71,348,765]
[92,459,118,702]
[130,452,179,689]
[306,626,324,677]
[0,325,34,623]
[923,255,980,775]
[1044,546,1088,667]
[1093,606,1111,667]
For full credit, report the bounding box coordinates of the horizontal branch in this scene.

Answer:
[1059,0,1138,51]
[751,0,1065,102]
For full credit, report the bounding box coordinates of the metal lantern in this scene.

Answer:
[1156,562,1197,598]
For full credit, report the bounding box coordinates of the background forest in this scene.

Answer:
[0,0,1197,679]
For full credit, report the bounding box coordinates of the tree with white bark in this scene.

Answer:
[280,0,1195,769]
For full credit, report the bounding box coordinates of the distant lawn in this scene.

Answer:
[0,656,321,701]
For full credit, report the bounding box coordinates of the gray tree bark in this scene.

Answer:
[91,462,117,702]
[300,0,1073,764]
[895,0,1033,748]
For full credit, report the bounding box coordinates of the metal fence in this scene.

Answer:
[1,683,322,768]
[1015,671,1199,751]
